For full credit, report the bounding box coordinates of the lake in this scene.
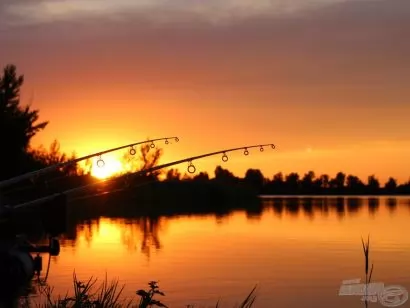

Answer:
[25,196,410,307]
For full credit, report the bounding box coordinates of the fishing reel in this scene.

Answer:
[0,236,60,299]
[32,237,60,279]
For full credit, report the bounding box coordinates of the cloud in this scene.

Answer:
[1,0,371,27]
[1,0,409,105]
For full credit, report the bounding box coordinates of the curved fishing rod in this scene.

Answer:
[130,143,276,175]
[11,143,275,210]
[0,136,179,189]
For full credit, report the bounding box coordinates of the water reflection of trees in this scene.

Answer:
[59,219,99,248]
[386,198,397,213]
[215,213,230,225]
[245,202,264,221]
[44,197,410,257]
[58,216,164,259]
[367,198,379,216]
[264,197,407,219]
[120,217,162,259]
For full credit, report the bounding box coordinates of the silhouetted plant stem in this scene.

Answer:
[361,235,374,307]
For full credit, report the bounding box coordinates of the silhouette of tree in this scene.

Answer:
[260,171,410,195]
[384,177,397,194]
[0,64,48,179]
[214,166,238,185]
[397,179,410,194]
[319,174,330,189]
[157,167,410,196]
[266,172,284,194]
[285,172,300,193]
[81,158,93,175]
[301,171,315,194]
[330,172,346,194]
[29,139,78,176]
[165,168,181,181]
[346,175,365,194]
[193,172,209,182]
[367,175,380,194]
[139,144,162,172]
[122,141,163,179]
[244,168,265,193]
[272,172,284,184]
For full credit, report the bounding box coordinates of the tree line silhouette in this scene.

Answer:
[1,64,410,198]
[162,167,410,195]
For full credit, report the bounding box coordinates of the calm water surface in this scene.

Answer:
[28,197,410,307]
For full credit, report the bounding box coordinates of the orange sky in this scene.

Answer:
[1,0,409,183]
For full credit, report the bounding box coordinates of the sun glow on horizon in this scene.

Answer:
[91,156,124,179]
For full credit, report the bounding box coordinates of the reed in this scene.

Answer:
[361,235,374,285]
[361,235,374,307]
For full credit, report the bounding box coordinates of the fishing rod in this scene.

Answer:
[0,136,179,190]
[11,143,276,210]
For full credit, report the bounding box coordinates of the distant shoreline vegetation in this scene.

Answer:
[1,64,410,201]
[160,168,410,196]
[3,166,410,208]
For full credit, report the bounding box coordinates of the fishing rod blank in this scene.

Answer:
[0,136,179,189]
[70,143,277,193]
[10,143,276,210]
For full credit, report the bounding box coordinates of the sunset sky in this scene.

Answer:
[1,0,409,183]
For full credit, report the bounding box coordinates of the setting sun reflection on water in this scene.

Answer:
[35,197,410,307]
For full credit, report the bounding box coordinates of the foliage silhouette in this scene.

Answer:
[259,170,410,195]
[0,65,48,179]
[15,275,258,308]
[122,141,163,180]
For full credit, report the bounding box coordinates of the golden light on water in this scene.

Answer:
[46,199,410,307]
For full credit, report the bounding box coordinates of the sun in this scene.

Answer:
[91,156,124,179]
